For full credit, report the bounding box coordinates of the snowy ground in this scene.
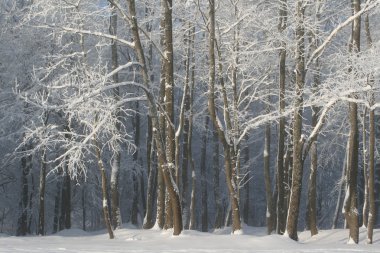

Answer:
[1,225,380,253]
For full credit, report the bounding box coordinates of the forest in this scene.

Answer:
[1,0,380,248]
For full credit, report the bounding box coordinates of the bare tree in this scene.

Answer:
[286,0,306,241]
[343,0,361,244]
[276,0,288,235]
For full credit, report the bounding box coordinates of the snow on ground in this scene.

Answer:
[1,225,380,253]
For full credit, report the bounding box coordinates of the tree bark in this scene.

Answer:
[52,179,61,233]
[200,116,209,232]
[365,13,375,244]
[207,0,241,233]
[362,108,369,228]
[17,139,32,236]
[60,163,71,230]
[82,183,86,231]
[213,129,223,229]
[131,102,141,226]
[264,122,274,234]
[94,138,114,239]
[143,117,156,229]
[108,1,122,230]
[276,0,287,235]
[367,103,375,244]
[343,0,361,244]
[37,150,47,235]
[242,136,250,226]
[306,8,322,235]
[286,0,305,241]
[127,0,182,235]
[189,159,196,230]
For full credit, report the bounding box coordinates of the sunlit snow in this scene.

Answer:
[1,225,379,253]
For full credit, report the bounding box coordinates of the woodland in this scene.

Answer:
[0,0,380,246]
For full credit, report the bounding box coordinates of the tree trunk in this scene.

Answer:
[155,12,167,229]
[181,97,191,229]
[189,159,196,230]
[207,0,241,233]
[333,140,349,229]
[127,0,182,235]
[82,184,86,231]
[94,138,114,239]
[344,0,361,244]
[17,140,32,236]
[200,116,209,232]
[143,118,156,229]
[108,2,122,230]
[276,0,287,235]
[286,0,305,241]
[27,173,35,234]
[306,11,322,235]
[242,136,250,226]
[188,54,196,230]
[362,108,369,228]
[367,104,375,243]
[213,129,223,229]
[365,13,375,245]
[264,122,274,234]
[37,150,47,235]
[156,160,165,229]
[132,101,141,226]
[52,179,61,233]
[161,0,176,231]
[60,164,71,230]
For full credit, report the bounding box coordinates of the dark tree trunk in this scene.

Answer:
[242,137,250,226]
[264,123,274,234]
[200,116,209,232]
[52,179,61,233]
[276,0,287,235]
[17,141,32,236]
[82,184,86,231]
[38,150,47,235]
[60,164,71,230]
[213,130,223,229]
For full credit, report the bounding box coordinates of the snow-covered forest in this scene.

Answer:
[1,0,380,250]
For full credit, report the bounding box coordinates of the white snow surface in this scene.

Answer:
[1,225,380,253]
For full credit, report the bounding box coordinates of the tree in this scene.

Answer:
[108,1,122,230]
[343,0,361,244]
[207,0,241,233]
[286,0,306,241]
[276,0,288,235]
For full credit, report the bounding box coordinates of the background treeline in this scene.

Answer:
[0,0,380,244]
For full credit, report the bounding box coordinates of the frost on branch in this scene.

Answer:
[18,57,138,180]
